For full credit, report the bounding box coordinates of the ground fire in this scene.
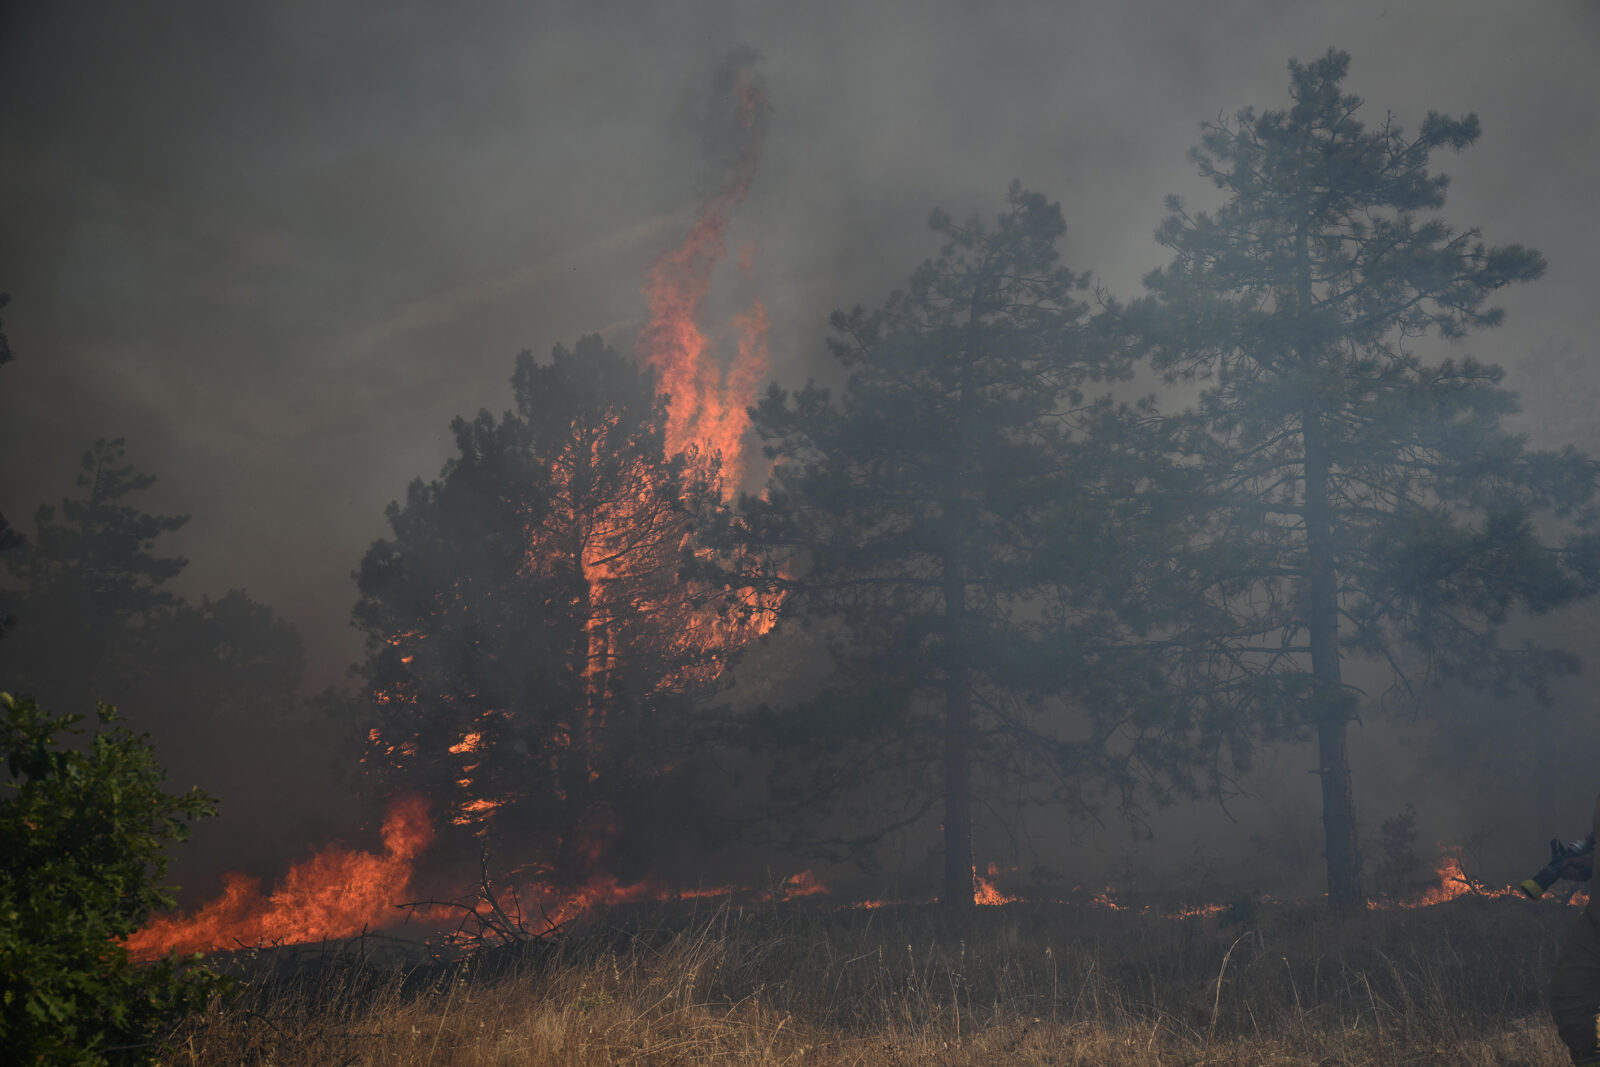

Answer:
[125,795,435,960]
[128,822,1582,961]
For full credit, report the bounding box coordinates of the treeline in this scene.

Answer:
[347,50,1600,910]
[4,49,1597,919]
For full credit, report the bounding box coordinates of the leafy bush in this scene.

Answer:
[0,692,228,1065]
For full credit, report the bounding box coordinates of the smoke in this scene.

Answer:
[1,0,1598,913]
[699,45,772,196]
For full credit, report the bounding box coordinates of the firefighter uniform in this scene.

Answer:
[1551,792,1600,1064]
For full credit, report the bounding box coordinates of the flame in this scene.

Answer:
[1380,844,1549,909]
[1393,849,1487,908]
[639,57,768,495]
[453,796,501,826]
[775,868,829,900]
[974,862,1020,906]
[126,795,434,960]
[1090,888,1122,910]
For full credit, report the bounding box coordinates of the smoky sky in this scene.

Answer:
[2,0,1598,696]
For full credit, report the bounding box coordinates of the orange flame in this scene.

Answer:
[1382,845,1529,909]
[125,795,434,960]
[639,59,768,495]
[771,868,830,900]
[1395,849,1484,907]
[1090,888,1122,910]
[974,862,1020,906]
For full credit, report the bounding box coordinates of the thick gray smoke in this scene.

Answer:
[2,0,1598,897]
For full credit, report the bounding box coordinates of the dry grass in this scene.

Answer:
[162,895,1582,1065]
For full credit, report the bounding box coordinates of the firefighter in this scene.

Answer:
[1551,792,1600,1064]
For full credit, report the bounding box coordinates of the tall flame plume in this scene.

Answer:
[639,53,770,493]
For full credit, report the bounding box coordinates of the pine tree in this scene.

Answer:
[741,185,1195,907]
[1,438,190,711]
[0,440,310,860]
[1135,49,1600,907]
[18,437,189,618]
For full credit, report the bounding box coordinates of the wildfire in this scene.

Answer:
[638,52,769,494]
[1391,849,1494,908]
[776,868,829,899]
[136,830,1588,960]
[126,56,795,964]
[125,795,434,960]
[1377,844,1578,910]
[512,50,774,831]
[974,862,1021,906]
[1090,888,1121,910]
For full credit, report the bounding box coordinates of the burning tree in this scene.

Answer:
[737,185,1204,907]
[1133,50,1600,907]
[354,336,758,885]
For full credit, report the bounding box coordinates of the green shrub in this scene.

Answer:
[0,692,228,1065]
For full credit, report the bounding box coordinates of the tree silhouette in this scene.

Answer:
[0,292,13,370]
[0,293,20,637]
[0,440,310,881]
[1133,49,1600,907]
[740,185,1200,907]
[2,438,189,711]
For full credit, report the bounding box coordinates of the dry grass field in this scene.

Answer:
[162,894,1583,1066]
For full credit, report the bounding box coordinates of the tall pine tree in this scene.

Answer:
[2,438,190,711]
[1135,50,1600,907]
[741,185,1198,907]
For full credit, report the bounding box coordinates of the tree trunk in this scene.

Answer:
[936,293,987,910]
[1303,407,1363,908]
[556,525,599,887]
[1293,209,1362,909]
[941,556,974,909]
